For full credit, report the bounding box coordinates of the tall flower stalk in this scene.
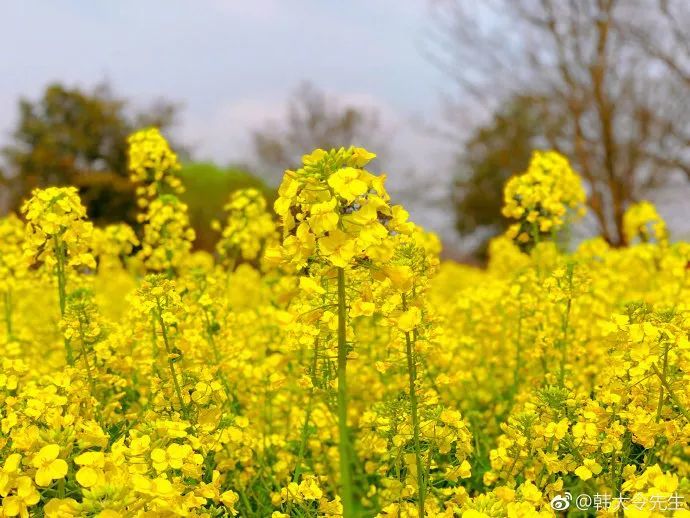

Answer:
[136,275,190,419]
[21,187,96,365]
[402,294,425,516]
[336,266,354,515]
[383,229,441,517]
[60,289,103,423]
[269,147,415,517]
[128,128,193,278]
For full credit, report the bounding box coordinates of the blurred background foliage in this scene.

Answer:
[0,81,382,254]
[1,83,180,226]
[432,0,690,253]
[452,94,564,259]
[0,0,688,260]
[177,163,271,251]
[0,83,271,252]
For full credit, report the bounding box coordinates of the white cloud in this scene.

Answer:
[177,97,285,165]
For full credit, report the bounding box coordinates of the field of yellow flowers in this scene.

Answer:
[1,129,689,517]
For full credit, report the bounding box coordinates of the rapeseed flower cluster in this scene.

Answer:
[127,127,183,205]
[1,132,689,517]
[624,200,669,245]
[214,188,276,266]
[502,151,586,247]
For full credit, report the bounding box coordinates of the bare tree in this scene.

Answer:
[253,82,385,180]
[428,0,690,245]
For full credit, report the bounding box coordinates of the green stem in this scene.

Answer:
[78,323,102,425]
[513,299,522,395]
[336,267,355,518]
[656,340,669,422]
[424,444,432,502]
[651,364,690,422]
[78,328,96,394]
[287,339,320,516]
[202,309,235,407]
[615,432,632,510]
[402,294,425,517]
[150,314,160,356]
[54,237,67,315]
[148,313,164,388]
[294,338,319,480]
[54,236,73,364]
[155,303,188,419]
[559,264,574,387]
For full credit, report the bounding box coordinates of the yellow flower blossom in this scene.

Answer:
[32,445,68,487]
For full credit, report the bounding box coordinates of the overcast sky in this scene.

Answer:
[1,0,467,242]
[5,2,686,246]
[0,1,448,154]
